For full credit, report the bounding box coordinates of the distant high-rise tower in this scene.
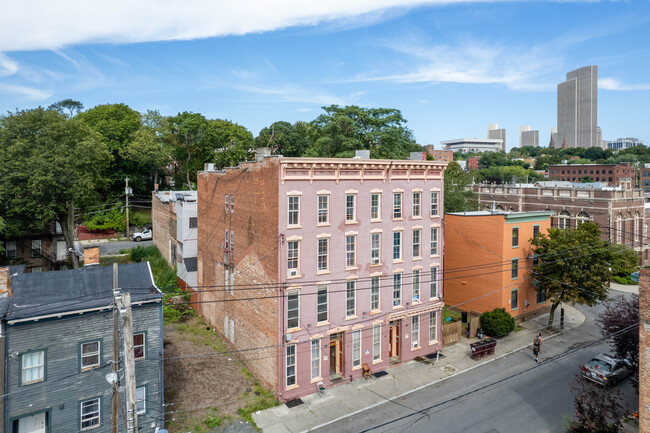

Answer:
[519,125,539,148]
[554,65,599,148]
[487,124,506,151]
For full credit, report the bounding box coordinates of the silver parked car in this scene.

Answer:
[131,228,153,242]
[580,353,631,386]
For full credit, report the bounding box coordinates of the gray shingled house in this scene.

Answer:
[0,256,164,433]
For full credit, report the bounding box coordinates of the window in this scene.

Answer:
[31,239,41,257]
[352,329,361,367]
[511,289,518,310]
[288,196,300,226]
[189,217,197,229]
[134,333,145,360]
[430,192,439,216]
[31,267,42,273]
[371,193,381,220]
[225,195,229,212]
[412,269,420,303]
[136,387,146,414]
[616,214,622,244]
[533,225,539,240]
[511,259,518,279]
[429,311,438,343]
[311,339,321,380]
[318,195,329,224]
[393,193,402,219]
[393,273,402,307]
[346,194,356,222]
[536,288,547,304]
[317,285,328,323]
[532,254,539,267]
[287,241,299,276]
[287,290,299,329]
[80,398,100,430]
[346,280,356,317]
[577,212,589,226]
[225,230,229,252]
[345,235,356,268]
[430,267,438,299]
[512,227,519,247]
[230,195,234,212]
[21,350,45,384]
[80,341,100,370]
[317,238,329,271]
[230,231,234,255]
[6,241,16,259]
[412,229,421,258]
[412,192,421,217]
[393,231,402,260]
[371,276,380,311]
[558,210,570,230]
[430,227,438,256]
[286,345,296,386]
[411,316,420,349]
[373,324,381,361]
[371,233,381,265]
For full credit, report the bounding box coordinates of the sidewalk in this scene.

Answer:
[253,306,586,433]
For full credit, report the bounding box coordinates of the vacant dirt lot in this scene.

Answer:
[164,316,276,432]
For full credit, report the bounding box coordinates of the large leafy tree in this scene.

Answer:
[444,161,478,213]
[307,105,421,159]
[531,222,639,327]
[168,111,211,190]
[596,294,639,368]
[255,121,313,157]
[0,108,111,268]
[566,376,625,433]
[211,119,254,169]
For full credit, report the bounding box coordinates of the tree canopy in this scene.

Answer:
[444,161,478,213]
[531,222,639,327]
[596,294,639,368]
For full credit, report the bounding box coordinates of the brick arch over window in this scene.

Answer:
[576,211,589,225]
[558,210,570,230]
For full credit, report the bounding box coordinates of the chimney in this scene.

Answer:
[0,267,8,291]
[84,246,100,266]
[255,147,272,162]
[409,152,425,161]
[354,150,370,159]
[204,163,215,172]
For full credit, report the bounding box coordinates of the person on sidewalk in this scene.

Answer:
[533,332,542,362]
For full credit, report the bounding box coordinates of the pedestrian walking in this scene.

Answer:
[533,332,542,362]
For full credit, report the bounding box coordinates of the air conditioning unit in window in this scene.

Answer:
[371,258,379,265]
[288,269,298,277]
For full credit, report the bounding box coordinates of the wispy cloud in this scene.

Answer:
[0,0,599,52]
[599,78,650,91]
[0,53,19,77]
[235,84,358,105]
[0,84,53,100]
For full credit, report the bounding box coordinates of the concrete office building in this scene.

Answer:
[553,65,601,148]
[442,138,503,153]
[488,124,506,151]
[520,125,539,148]
[608,137,644,150]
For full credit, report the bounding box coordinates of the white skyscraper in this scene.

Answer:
[553,65,599,148]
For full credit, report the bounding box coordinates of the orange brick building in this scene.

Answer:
[444,211,552,321]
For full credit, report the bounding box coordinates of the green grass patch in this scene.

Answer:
[174,317,227,352]
[442,307,462,322]
[237,382,279,430]
[513,325,525,332]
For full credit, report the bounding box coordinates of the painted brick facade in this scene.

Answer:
[151,191,178,266]
[640,268,650,432]
[548,163,635,187]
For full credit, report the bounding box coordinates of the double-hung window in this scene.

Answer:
[430,266,438,299]
[31,239,41,257]
[430,227,439,256]
[134,333,146,360]
[533,225,539,240]
[429,311,438,343]
[512,227,519,247]
[352,330,361,368]
[412,269,420,303]
[430,192,439,216]
[6,241,16,259]
[225,195,229,212]
[287,241,299,276]
[345,194,356,222]
[311,339,321,380]
[536,288,547,304]
[346,280,356,317]
[288,196,300,226]
[371,233,381,265]
[80,398,100,430]
[393,193,402,219]
[373,324,381,361]
[318,195,329,224]
[392,273,402,307]
[371,193,381,220]
[511,289,518,310]
[317,284,328,323]
[393,231,402,260]
[136,387,146,414]
[370,276,380,311]
[230,195,234,213]
[21,350,45,385]
[412,192,421,217]
[345,235,356,268]
[286,345,296,386]
[81,341,101,370]
[411,316,420,349]
[412,229,421,258]
[317,238,329,271]
[287,290,299,329]
[511,259,518,279]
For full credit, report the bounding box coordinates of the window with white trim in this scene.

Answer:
[317,238,329,271]
[430,192,439,216]
[134,333,145,360]
[371,193,381,220]
[6,241,16,259]
[318,195,329,224]
[352,329,361,367]
[311,339,321,380]
[81,341,100,370]
[430,227,438,255]
[371,233,381,265]
[412,229,421,258]
[230,195,234,212]
[345,235,356,267]
[346,194,356,222]
[80,398,100,430]
[317,284,328,323]
[225,195,229,212]
[412,269,420,303]
[287,290,299,329]
[287,241,299,276]
[429,311,438,343]
[412,192,421,217]
[136,387,146,414]
[373,324,381,361]
[393,193,402,219]
[286,345,296,386]
[411,315,420,349]
[31,239,41,257]
[430,266,438,299]
[21,350,45,384]
[288,196,300,226]
[393,231,402,260]
[346,280,356,317]
[370,276,380,311]
[393,273,402,307]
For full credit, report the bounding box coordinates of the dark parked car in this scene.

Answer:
[580,353,631,386]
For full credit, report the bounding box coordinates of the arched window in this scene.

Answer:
[495,205,504,211]
[558,210,570,230]
[576,211,589,226]
[616,213,623,244]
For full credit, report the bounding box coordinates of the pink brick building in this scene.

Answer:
[197,154,447,401]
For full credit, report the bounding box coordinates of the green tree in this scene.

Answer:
[0,108,111,268]
[531,222,639,328]
[211,119,255,169]
[479,165,543,184]
[48,99,84,118]
[255,121,313,157]
[168,111,211,190]
[444,161,478,213]
[566,376,624,433]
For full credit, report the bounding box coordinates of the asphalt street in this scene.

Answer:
[83,239,152,255]
[315,291,638,433]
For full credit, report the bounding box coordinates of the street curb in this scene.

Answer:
[296,307,586,433]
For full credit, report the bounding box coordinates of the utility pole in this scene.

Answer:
[112,263,119,433]
[116,292,138,433]
[125,177,131,239]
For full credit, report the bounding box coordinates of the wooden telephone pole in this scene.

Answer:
[116,292,138,433]
[112,264,119,433]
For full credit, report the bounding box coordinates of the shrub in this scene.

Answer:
[480,308,515,337]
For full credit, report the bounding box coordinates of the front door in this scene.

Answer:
[329,334,343,378]
[15,412,46,433]
[389,321,400,360]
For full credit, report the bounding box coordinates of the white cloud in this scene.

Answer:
[599,77,650,91]
[0,53,19,76]
[0,84,53,100]
[0,0,594,52]
[235,84,348,105]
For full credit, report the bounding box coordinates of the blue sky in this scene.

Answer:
[1,0,649,151]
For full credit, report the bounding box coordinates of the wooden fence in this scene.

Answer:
[443,321,462,345]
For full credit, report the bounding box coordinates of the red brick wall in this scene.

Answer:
[197,158,280,391]
[640,268,650,432]
[152,193,177,266]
